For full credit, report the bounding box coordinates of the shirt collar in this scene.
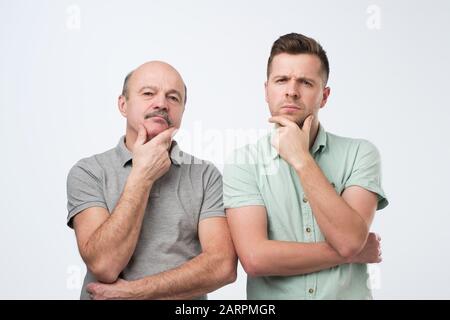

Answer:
[270,122,327,160]
[115,136,183,167]
[169,141,184,166]
[116,136,133,166]
[311,123,327,155]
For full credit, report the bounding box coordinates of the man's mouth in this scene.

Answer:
[144,112,173,126]
[151,116,167,123]
[281,105,301,111]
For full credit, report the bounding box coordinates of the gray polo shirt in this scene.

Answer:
[66,136,225,300]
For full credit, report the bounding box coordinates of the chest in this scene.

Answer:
[256,158,347,241]
[100,165,204,236]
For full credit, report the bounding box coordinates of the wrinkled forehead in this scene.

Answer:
[270,53,324,80]
[130,63,185,93]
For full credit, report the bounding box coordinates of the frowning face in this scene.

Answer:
[265,53,330,128]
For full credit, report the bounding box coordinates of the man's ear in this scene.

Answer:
[320,87,331,109]
[264,81,268,103]
[118,95,127,117]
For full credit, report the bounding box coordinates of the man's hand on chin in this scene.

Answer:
[269,114,314,170]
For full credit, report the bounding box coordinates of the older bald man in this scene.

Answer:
[66,61,237,300]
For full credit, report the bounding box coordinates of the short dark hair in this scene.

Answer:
[121,70,188,105]
[267,33,330,85]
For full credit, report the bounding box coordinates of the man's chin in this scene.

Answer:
[145,124,169,139]
[275,114,304,126]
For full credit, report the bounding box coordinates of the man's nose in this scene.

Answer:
[153,93,168,111]
[285,81,300,99]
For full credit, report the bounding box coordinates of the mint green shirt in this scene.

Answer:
[223,124,388,300]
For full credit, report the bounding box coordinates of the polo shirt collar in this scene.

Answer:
[116,136,183,167]
[116,136,132,166]
[311,123,327,155]
[169,141,183,166]
[270,122,327,160]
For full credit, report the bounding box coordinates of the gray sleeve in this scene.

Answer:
[199,163,225,221]
[66,159,107,228]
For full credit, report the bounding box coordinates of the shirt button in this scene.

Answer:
[308,288,314,294]
[331,182,336,188]
[302,196,308,203]
[306,227,311,233]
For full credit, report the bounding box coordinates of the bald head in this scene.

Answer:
[122,61,187,105]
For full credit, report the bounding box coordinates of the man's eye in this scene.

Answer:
[276,79,286,83]
[302,80,312,87]
[169,96,179,102]
[143,92,154,96]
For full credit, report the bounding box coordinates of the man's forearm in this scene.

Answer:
[247,240,348,277]
[294,156,368,257]
[129,252,236,299]
[84,170,153,280]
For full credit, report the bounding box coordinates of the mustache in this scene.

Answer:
[144,110,173,126]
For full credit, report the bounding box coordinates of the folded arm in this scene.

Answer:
[87,217,237,300]
[73,170,153,283]
[226,205,352,277]
[295,158,378,258]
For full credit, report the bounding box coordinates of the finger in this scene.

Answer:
[86,283,97,294]
[302,114,314,133]
[151,127,178,147]
[269,116,295,127]
[135,124,148,146]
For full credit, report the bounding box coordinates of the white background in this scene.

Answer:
[1,0,449,299]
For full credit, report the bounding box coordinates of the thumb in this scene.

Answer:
[135,124,148,146]
[303,114,314,133]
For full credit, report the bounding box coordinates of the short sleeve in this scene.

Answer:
[66,159,107,228]
[223,147,265,209]
[199,163,226,220]
[344,140,388,210]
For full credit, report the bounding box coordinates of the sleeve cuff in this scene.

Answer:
[344,180,389,211]
[67,201,108,228]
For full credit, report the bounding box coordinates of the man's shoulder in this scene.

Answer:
[326,131,379,156]
[225,133,271,166]
[68,145,118,179]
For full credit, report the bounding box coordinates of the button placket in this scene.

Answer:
[301,193,314,241]
[305,277,317,299]
[306,275,317,299]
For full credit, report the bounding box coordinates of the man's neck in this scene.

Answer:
[124,129,137,153]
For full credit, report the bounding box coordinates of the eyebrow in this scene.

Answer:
[138,85,157,93]
[138,86,183,99]
[272,75,317,84]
